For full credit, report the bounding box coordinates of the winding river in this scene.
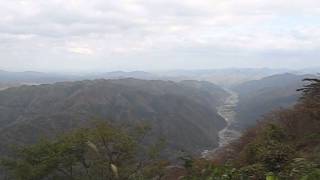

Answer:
[202,89,241,158]
[217,89,241,147]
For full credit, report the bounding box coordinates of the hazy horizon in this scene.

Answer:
[1,66,319,75]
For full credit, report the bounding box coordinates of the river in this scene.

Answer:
[217,89,241,147]
[202,89,241,158]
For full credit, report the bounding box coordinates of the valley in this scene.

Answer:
[1,1,319,178]
[216,89,241,147]
[202,89,241,158]
[0,70,319,179]
[0,79,229,156]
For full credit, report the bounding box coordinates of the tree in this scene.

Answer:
[1,122,167,180]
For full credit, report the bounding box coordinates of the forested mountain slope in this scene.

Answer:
[180,78,320,180]
[233,73,314,129]
[0,79,228,155]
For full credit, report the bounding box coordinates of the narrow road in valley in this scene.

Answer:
[216,89,241,147]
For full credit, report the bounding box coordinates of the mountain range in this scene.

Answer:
[0,69,318,153]
[1,68,317,89]
[0,78,228,156]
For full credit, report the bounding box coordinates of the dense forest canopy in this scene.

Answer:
[0,122,168,180]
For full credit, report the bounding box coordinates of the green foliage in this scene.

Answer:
[1,131,88,180]
[239,163,267,179]
[259,142,294,173]
[1,122,167,180]
[240,124,295,174]
[147,138,166,159]
[298,78,320,102]
[242,142,262,164]
[262,124,288,143]
[265,172,279,180]
[180,157,242,180]
[179,153,194,170]
[280,158,318,179]
[140,160,170,179]
[301,169,320,180]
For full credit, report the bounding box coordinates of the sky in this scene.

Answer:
[0,0,320,72]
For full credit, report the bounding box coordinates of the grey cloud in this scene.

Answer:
[0,0,319,71]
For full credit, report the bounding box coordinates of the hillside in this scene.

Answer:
[0,79,228,155]
[175,78,320,180]
[160,68,293,86]
[233,73,314,129]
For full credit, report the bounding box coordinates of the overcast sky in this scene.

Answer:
[0,0,320,72]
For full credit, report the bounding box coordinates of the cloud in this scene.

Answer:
[67,47,94,55]
[0,0,319,71]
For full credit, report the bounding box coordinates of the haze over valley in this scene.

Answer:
[1,0,320,179]
[0,68,317,153]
